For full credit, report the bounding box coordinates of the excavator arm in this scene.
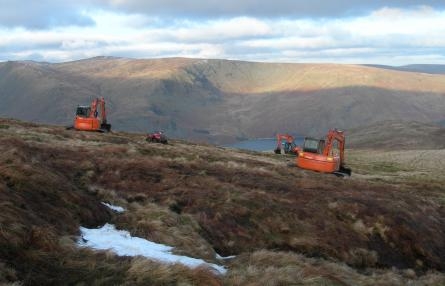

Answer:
[97,97,110,131]
[322,129,345,163]
[274,134,300,155]
[322,129,350,175]
[99,97,107,125]
[90,98,98,118]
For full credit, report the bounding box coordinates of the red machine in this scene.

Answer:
[73,97,111,132]
[297,129,351,176]
[274,133,300,155]
[146,131,168,144]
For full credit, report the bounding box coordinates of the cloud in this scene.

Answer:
[163,17,272,43]
[0,4,444,65]
[98,0,445,18]
[2,0,445,30]
[0,0,95,29]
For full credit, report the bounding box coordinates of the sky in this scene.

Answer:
[0,0,444,65]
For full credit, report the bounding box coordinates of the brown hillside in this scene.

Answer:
[0,119,444,285]
[348,121,445,150]
[0,57,445,143]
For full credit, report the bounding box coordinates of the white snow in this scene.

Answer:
[78,223,226,274]
[216,253,236,260]
[101,202,125,213]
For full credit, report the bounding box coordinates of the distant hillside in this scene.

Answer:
[348,121,445,150]
[364,64,445,75]
[1,57,445,144]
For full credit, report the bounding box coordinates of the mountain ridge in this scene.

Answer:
[1,57,444,143]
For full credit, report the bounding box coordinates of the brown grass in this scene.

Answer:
[127,257,222,286]
[0,118,444,285]
[112,201,217,260]
[225,250,445,286]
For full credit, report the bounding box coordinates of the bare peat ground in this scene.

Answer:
[0,118,444,285]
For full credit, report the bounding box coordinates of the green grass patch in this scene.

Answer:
[368,161,408,173]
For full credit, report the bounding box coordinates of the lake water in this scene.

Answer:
[228,137,304,152]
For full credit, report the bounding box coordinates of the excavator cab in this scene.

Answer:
[302,138,325,154]
[76,106,91,117]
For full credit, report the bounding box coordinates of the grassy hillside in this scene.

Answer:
[0,118,444,285]
[0,57,445,143]
[348,121,445,150]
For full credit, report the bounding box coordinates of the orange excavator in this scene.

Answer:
[297,129,351,176]
[274,133,300,155]
[73,97,111,132]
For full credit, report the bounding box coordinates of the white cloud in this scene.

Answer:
[347,6,445,38]
[0,6,445,64]
[244,36,336,50]
[173,17,272,42]
[61,40,100,50]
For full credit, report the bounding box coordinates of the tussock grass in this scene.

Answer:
[0,262,18,284]
[98,142,443,272]
[225,250,445,286]
[0,118,444,285]
[127,257,222,286]
[114,201,217,260]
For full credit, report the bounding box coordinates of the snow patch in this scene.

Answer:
[216,253,236,260]
[78,223,226,274]
[101,202,125,213]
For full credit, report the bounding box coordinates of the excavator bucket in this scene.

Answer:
[333,166,352,177]
[100,123,112,132]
